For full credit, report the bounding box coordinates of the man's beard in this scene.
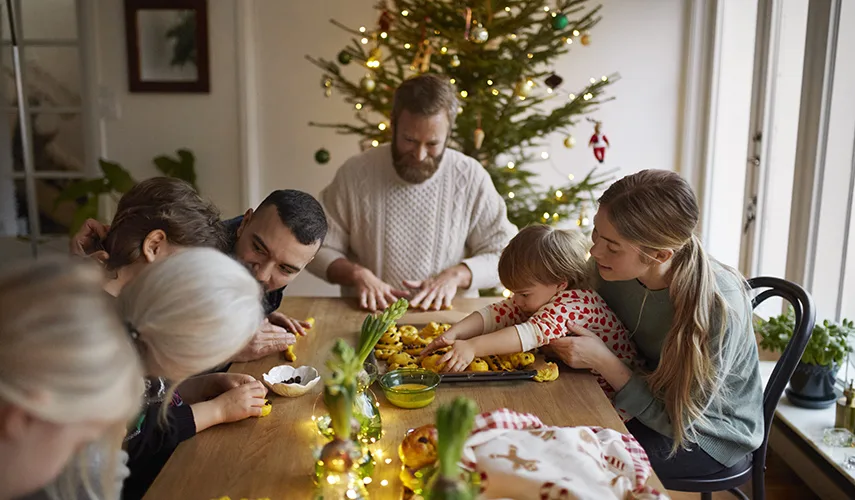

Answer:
[391,137,445,184]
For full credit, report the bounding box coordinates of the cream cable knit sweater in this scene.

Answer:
[308,144,517,296]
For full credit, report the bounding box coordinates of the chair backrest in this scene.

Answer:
[748,277,816,469]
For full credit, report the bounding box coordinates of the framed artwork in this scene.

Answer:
[124,0,210,93]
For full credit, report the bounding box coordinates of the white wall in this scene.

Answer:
[251,0,690,296]
[94,0,242,217]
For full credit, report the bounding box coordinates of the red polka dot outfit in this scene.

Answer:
[479,289,638,421]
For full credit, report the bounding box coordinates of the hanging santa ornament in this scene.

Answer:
[474,115,485,150]
[337,50,352,65]
[450,54,461,68]
[378,6,393,32]
[411,39,434,73]
[360,73,376,92]
[544,73,563,89]
[563,135,576,148]
[322,76,333,97]
[551,12,569,30]
[588,119,609,163]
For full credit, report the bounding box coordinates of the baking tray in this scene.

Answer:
[366,351,538,384]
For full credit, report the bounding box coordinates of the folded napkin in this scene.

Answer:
[460,409,667,500]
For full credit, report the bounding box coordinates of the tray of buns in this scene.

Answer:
[370,322,557,383]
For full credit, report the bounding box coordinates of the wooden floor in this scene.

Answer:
[666,450,819,500]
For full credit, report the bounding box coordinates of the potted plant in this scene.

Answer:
[54,149,198,235]
[756,308,855,409]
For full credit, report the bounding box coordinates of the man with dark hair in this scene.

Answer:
[309,74,516,311]
[71,187,328,363]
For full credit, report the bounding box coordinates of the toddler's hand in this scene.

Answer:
[438,340,476,373]
[212,380,267,424]
[420,332,457,358]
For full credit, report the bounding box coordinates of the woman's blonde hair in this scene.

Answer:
[498,224,591,291]
[0,257,144,499]
[599,169,747,452]
[117,247,263,382]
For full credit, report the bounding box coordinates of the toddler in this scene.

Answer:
[422,225,637,410]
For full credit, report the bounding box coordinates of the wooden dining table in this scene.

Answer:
[144,297,666,499]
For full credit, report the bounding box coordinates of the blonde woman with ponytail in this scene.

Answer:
[545,169,763,480]
[0,258,143,499]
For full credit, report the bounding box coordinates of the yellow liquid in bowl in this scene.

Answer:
[385,383,435,409]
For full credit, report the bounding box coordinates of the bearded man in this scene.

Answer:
[308,74,516,312]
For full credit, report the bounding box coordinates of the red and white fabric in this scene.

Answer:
[479,290,637,421]
[460,409,668,500]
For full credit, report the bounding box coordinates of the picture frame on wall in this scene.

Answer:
[124,0,210,93]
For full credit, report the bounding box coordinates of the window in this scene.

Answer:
[707,0,855,376]
[1,0,93,245]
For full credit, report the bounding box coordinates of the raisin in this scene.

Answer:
[295,376,302,384]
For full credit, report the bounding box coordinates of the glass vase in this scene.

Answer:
[314,363,383,443]
[312,439,371,500]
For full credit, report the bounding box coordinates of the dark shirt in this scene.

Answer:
[123,378,195,500]
[221,215,284,315]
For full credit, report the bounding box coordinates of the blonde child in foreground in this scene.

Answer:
[0,258,143,500]
[421,225,637,404]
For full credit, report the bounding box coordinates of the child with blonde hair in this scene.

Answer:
[422,224,636,406]
[0,257,143,500]
[115,247,266,499]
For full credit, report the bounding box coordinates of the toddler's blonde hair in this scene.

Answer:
[498,224,591,291]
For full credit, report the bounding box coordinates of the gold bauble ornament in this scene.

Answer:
[581,33,591,46]
[513,77,532,99]
[471,23,489,43]
[563,135,576,148]
[360,74,376,92]
[450,54,461,68]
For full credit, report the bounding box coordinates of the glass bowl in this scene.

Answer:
[378,368,441,409]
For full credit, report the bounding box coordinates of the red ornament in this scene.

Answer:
[379,10,393,32]
[588,120,609,163]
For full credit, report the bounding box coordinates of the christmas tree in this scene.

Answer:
[308,0,617,229]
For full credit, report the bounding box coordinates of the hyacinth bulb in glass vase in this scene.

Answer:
[424,397,480,500]
[314,340,370,500]
[316,299,409,442]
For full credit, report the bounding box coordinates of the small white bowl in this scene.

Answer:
[263,365,320,397]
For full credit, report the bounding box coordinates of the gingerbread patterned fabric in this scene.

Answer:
[460,409,667,500]
[479,290,638,419]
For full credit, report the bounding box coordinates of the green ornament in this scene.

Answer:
[315,148,331,165]
[551,13,569,30]
[337,50,352,65]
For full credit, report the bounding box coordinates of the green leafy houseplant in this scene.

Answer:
[54,149,198,235]
[756,307,855,409]
[756,308,854,367]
